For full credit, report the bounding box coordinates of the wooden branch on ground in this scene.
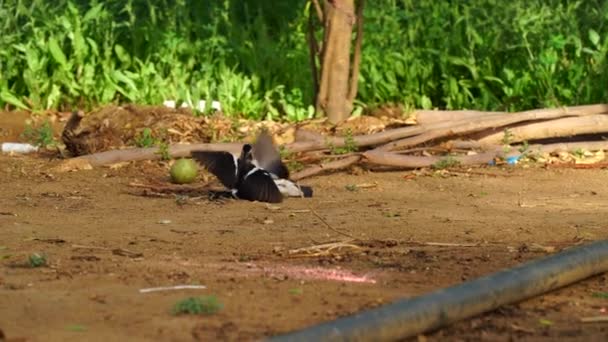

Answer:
[363,150,500,168]
[288,104,608,153]
[291,155,361,181]
[414,110,504,126]
[376,104,608,151]
[477,114,608,146]
[71,143,243,167]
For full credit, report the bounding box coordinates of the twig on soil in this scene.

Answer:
[288,240,362,258]
[580,316,608,323]
[444,170,510,178]
[72,244,110,251]
[546,162,608,169]
[139,285,207,293]
[71,244,142,258]
[409,241,481,247]
[310,208,355,239]
[112,248,143,258]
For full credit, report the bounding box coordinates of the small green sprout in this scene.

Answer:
[172,296,222,316]
[28,253,47,267]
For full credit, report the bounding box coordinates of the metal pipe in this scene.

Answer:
[269,240,608,341]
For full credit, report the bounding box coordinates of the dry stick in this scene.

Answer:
[363,150,500,168]
[477,114,608,146]
[580,316,608,323]
[139,285,207,293]
[288,240,361,258]
[291,155,361,181]
[376,104,608,151]
[410,241,480,247]
[72,244,109,251]
[310,208,355,239]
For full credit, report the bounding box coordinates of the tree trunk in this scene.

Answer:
[313,0,362,124]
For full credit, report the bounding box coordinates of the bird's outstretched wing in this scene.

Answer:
[237,169,283,203]
[191,151,238,188]
[252,130,289,179]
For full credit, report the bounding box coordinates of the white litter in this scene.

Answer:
[139,285,207,293]
[1,142,39,154]
[163,99,221,112]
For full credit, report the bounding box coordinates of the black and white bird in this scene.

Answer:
[191,131,313,203]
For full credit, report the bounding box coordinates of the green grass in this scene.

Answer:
[172,296,223,316]
[1,0,607,119]
[329,129,358,154]
[21,119,55,147]
[592,292,608,299]
[28,253,47,267]
[432,156,461,170]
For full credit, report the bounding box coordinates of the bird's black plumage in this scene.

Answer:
[191,131,313,203]
[190,150,239,188]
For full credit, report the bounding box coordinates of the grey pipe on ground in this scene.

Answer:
[269,240,608,341]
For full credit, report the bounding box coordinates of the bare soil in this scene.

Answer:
[1,111,608,341]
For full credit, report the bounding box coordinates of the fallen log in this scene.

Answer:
[414,109,503,126]
[363,150,500,168]
[377,104,608,151]
[70,143,243,167]
[477,114,608,146]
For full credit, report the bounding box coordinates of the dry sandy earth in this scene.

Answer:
[1,115,608,341]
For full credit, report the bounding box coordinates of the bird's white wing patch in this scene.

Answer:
[244,167,262,180]
[274,179,304,197]
[233,155,239,177]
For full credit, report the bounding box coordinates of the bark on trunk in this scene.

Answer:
[314,0,360,124]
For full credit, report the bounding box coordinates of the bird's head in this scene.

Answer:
[240,143,254,163]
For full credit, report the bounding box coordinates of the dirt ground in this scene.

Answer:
[1,113,608,341]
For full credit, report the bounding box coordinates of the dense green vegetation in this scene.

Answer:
[1,0,607,119]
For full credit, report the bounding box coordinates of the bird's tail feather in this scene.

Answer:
[299,185,313,198]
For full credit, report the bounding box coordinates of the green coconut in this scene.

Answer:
[170,158,198,184]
